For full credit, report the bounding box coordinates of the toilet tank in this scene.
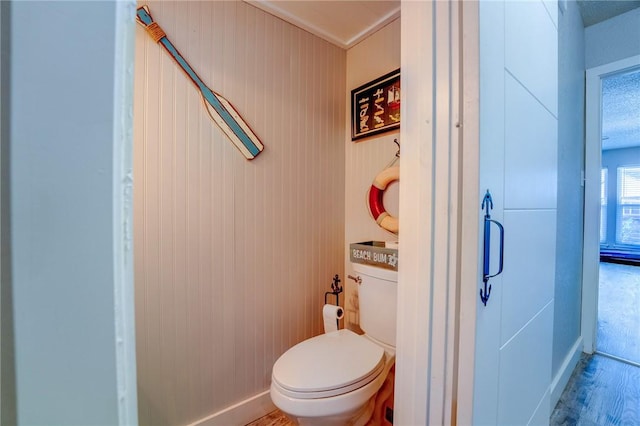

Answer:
[352,262,397,347]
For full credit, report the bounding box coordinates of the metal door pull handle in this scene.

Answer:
[480,190,505,306]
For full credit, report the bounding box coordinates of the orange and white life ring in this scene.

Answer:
[368,166,399,234]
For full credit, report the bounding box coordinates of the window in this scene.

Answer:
[617,165,640,245]
[601,168,607,243]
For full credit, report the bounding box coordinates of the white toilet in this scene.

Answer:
[270,262,397,425]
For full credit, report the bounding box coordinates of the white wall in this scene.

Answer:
[344,19,400,332]
[133,1,345,424]
[551,0,585,406]
[9,1,137,424]
[585,7,640,69]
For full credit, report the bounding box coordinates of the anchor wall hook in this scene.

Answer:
[393,138,400,157]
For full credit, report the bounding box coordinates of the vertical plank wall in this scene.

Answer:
[344,19,400,331]
[133,1,346,424]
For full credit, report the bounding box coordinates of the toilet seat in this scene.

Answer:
[272,329,385,399]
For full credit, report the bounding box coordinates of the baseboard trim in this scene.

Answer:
[550,336,583,408]
[186,389,276,426]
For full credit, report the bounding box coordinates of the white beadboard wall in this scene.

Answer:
[344,19,401,331]
[133,1,345,424]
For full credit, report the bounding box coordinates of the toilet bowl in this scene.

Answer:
[270,263,397,425]
[270,329,395,425]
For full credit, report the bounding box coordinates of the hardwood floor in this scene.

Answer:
[551,354,640,425]
[246,410,292,426]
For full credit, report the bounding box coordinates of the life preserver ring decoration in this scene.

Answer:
[368,166,399,234]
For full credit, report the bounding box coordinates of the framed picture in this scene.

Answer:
[351,68,400,141]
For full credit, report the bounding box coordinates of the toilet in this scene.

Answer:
[270,262,397,425]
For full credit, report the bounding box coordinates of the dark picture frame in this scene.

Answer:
[351,68,400,141]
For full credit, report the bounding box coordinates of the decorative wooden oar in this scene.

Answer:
[136,5,264,160]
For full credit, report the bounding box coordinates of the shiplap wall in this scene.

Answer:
[133,1,345,424]
[344,19,400,331]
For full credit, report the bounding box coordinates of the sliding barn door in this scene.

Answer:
[473,1,558,424]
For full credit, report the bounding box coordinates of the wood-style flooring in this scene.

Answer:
[551,354,640,425]
[246,410,292,426]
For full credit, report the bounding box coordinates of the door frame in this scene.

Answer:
[0,2,15,423]
[581,54,640,354]
[113,1,139,422]
[455,1,480,424]
[394,0,473,424]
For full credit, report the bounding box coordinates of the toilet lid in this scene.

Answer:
[272,329,385,397]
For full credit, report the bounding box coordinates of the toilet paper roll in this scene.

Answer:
[323,304,344,333]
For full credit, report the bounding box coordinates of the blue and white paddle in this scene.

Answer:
[136,5,264,160]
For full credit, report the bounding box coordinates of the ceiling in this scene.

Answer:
[244,1,640,50]
[245,1,639,151]
[244,0,400,49]
[576,0,640,26]
[602,69,640,151]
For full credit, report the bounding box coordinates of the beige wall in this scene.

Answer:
[133,1,345,424]
[344,19,401,331]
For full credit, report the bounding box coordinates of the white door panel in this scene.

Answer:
[501,210,557,342]
[474,0,558,424]
[505,0,558,117]
[473,3,506,425]
[541,0,559,28]
[505,74,558,209]
[529,392,552,426]
[497,301,554,425]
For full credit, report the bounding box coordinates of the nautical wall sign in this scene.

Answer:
[350,241,398,271]
[351,69,401,141]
